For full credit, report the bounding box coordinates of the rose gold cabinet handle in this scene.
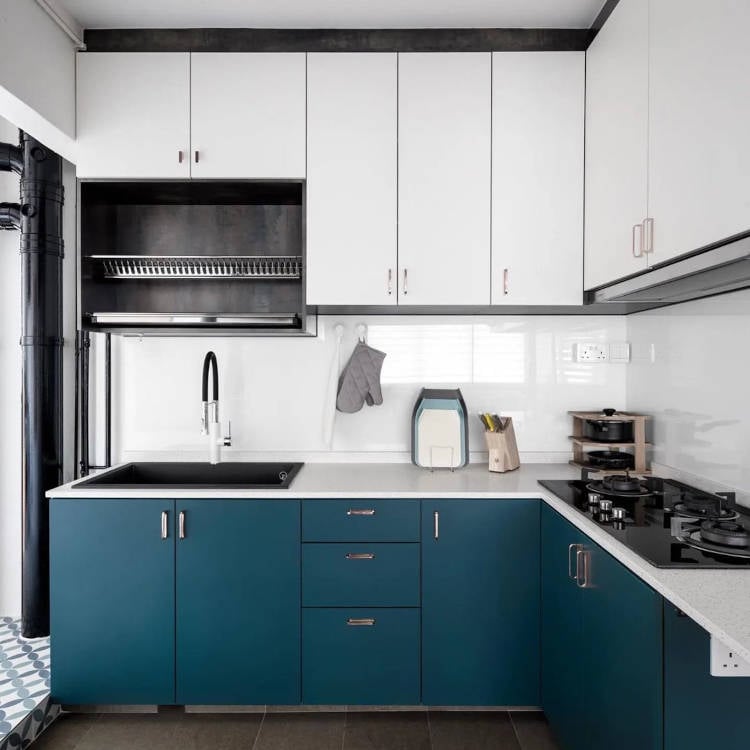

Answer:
[503,268,509,295]
[403,268,408,295]
[347,509,375,516]
[194,150,200,163]
[178,150,184,163]
[387,268,393,296]
[346,553,375,560]
[347,618,375,626]
[643,217,654,254]
[161,511,168,540]
[178,511,186,540]
[632,223,644,257]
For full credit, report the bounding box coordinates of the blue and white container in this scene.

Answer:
[411,388,469,469]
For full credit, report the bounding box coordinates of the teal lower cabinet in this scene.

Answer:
[50,499,176,705]
[664,603,750,750]
[541,504,663,750]
[421,499,540,706]
[176,500,300,705]
[302,608,420,705]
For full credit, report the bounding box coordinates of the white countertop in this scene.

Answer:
[48,461,750,663]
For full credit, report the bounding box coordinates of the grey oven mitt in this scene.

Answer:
[336,341,386,413]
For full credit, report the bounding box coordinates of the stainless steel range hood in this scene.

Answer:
[590,232,750,307]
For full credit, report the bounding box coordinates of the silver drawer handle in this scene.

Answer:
[568,543,582,579]
[576,549,590,588]
[347,509,375,516]
[434,511,439,540]
[632,223,643,258]
[346,553,375,560]
[161,511,168,540]
[643,217,654,254]
[178,511,186,540]
[347,618,375,626]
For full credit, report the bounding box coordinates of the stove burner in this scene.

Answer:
[586,475,652,499]
[672,491,738,521]
[700,520,750,548]
[679,529,750,560]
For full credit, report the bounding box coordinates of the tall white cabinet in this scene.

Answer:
[306,53,398,305]
[584,0,649,290]
[76,53,191,179]
[492,51,584,306]
[398,53,492,306]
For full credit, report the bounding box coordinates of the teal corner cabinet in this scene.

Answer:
[664,602,750,750]
[541,504,663,750]
[421,499,541,706]
[50,497,300,706]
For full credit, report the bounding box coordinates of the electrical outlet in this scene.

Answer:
[710,636,750,676]
[575,343,609,362]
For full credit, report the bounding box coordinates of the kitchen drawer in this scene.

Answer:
[302,608,420,705]
[302,499,420,542]
[302,543,419,607]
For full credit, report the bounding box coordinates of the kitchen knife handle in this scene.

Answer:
[161,511,168,540]
[632,223,643,257]
[178,511,186,540]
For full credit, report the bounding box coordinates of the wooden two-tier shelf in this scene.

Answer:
[568,411,651,474]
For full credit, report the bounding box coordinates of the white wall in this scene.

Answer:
[627,289,750,506]
[109,314,628,463]
[0,0,77,160]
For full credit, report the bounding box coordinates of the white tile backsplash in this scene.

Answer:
[627,289,750,506]
[109,314,628,462]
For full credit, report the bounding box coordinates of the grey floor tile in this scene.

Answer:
[72,713,182,750]
[345,711,430,750]
[29,713,100,750]
[429,711,521,750]
[509,712,560,750]
[254,712,345,750]
[174,713,263,750]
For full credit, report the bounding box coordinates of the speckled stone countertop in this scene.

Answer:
[48,461,750,663]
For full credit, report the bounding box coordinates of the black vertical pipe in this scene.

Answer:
[19,132,64,638]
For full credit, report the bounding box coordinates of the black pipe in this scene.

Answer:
[202,351,219,402]
[0,141,22,174]
[18,132,64,638]
[0,202,21,230]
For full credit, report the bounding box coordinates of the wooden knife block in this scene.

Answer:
[485,419,520,473]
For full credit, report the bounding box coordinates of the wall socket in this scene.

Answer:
[575,342,631,364]
[710,636,750,676]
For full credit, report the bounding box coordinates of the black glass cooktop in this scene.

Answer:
[539,478,750,569]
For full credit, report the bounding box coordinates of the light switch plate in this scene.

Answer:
[575,343,609,362]
[710,635,750,676]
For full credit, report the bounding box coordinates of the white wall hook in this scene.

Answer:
[357,323,367,343]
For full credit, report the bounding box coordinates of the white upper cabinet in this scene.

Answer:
[306,53,397,306]
[492,52,584,306]
[398,53,491,306]
[76,52,305,179]
[584,0,649,290]
[648,0,750,263]
[76,53,190,179]
[190,53,305,179]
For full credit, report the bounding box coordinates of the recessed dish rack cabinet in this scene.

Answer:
[79,181,311,334]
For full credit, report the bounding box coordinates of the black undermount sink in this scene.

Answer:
[74,462,304,490]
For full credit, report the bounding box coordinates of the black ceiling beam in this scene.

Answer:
[83,28,592,53]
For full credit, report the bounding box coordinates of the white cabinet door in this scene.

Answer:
[306,53,397,305]
[648,0,750,264]
[76,53,190,179]
[398,53,491,306]
[583,0,649,289]
[190,53,306,179]
[492,52,584,306]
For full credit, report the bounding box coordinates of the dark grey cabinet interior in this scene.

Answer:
[79,180,306,333]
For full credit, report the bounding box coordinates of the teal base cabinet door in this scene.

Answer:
[664,603,750,750]
[176,500,300,705]
[422,499,540,706]
[302,608,420,705]
[541,504,663,750]
[50,499,176,705]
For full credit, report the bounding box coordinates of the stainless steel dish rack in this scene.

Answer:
[91,255,303,280]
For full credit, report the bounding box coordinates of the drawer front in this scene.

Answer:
[302,543,419,607]
[302,608,420,705]
[302,499,420,542]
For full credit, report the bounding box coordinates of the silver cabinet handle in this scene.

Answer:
[194,150,200,164]
[576,549,590,588]
[503,268,509,295]
[403,268,408,295]
[161,511,168,540]
[178,511,186,540]
[434,511,439,540]
[632,223,644,257]
[346,552,375,560]
[178,150,184,164]
[387,268,393,296]
[347,508,375,516]
[643,217,654,254]
[568,543,582,579]
[347,618,375,626]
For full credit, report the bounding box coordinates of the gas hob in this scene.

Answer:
[539,476,750,568]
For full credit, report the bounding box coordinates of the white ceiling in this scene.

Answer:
[58,0,607,30]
